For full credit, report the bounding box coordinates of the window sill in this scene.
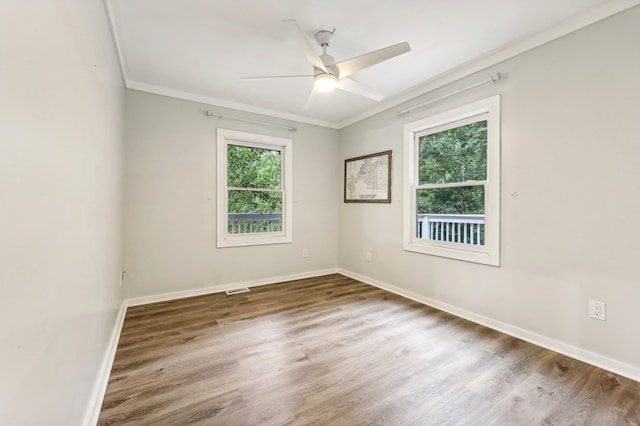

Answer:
[217,234,292,248]
[404,241,500,266]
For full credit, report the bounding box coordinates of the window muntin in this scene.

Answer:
[217,129,292,248]
[404,96,500,265]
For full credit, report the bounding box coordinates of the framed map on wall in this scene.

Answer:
[344,150,392,203]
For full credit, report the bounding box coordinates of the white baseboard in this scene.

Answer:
[82,303,128,426]
[125,268,339,307]
[338,268,640,383]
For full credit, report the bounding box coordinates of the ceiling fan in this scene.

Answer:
[243,19,411,109]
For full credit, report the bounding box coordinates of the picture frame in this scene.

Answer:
[344,150,392,203]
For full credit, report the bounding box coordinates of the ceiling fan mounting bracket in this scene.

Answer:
[315,29,335,48]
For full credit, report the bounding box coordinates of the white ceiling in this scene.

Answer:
[106,0,627,128]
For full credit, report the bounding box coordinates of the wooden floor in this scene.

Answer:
[98,274,640,425]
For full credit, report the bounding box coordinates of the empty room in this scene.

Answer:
[2,0,640,425]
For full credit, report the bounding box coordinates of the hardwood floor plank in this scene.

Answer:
[98,274,640,425]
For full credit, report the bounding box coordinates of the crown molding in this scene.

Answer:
[126,81,341,130]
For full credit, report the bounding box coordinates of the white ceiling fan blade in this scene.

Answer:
[283,19,327,73]
[336,77,385,101]
[335,42,411,79]
[301,88,319,111]
[241,75,312,80]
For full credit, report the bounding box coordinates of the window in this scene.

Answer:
[404,96,500,265]
[217,129,292,248]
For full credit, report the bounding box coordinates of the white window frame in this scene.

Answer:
[217,128,293,248]
[403,95,501,266]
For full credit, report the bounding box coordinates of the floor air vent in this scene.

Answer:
[225,287,250,295]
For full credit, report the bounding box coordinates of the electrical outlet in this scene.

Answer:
[302,248,308,258]
[365,251,372,262]
[589,300,606,321]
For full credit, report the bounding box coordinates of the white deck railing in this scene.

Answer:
[417,214,485,245]
[228,213,282,234]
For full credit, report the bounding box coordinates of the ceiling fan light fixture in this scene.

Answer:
[314,73,337,92]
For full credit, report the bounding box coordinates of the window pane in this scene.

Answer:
[416,186,485,245]
[227,190,282,234]
[228,190,282,214]
[227,145,281,189]
[418,120,487,184]
[417,186,484,215]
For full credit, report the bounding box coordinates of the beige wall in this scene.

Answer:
[339,7,640,372]
[0,1,125,425]
[123,91,340,298]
